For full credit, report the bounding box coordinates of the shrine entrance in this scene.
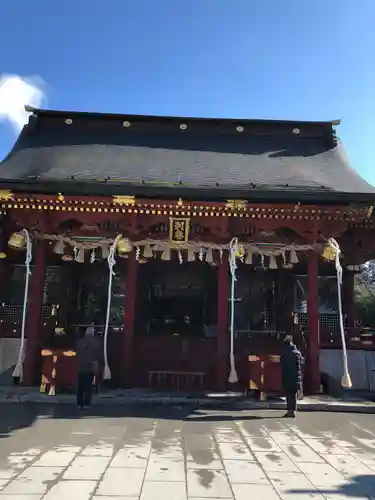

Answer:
[132,260,218,389]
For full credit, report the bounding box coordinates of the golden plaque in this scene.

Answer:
[169,217,190,243]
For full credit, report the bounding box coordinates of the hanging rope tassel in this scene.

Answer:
[228,237,239,384]
[13,229,32,381]
[103,234,122,381]
[329,238,352,389]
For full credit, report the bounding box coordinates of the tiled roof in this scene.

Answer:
[1,107,374,202]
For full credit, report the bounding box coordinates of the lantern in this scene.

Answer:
[8,232,26,250]
[116,237,132,254]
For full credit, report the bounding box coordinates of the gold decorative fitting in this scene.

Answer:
[321,245,337,262]
[177,197,183,207]
[61,254,74,262]
[57,193,65,202]
[116,237,132,254]
[235,245,245,259]
[225,199,247,211]
[367,206,373,218]
[41,349,53,357]
[122,120,131,128]
[0,190,13,201]
[112,195,136,206]
[8,232,26,250]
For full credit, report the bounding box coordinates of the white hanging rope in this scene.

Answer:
[13,229,32,380]
[328,238,352,389]
[103,234,122,380]
[228,238,239,383]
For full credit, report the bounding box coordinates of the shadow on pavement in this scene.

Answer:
[0,403,41,439]
[288,474,375,498]
[0,402,281,439]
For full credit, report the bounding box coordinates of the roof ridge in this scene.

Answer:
[24,105,340,127]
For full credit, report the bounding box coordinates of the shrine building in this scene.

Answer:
[0,106,375,394]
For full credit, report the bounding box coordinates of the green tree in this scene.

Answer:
[355,261,375,327]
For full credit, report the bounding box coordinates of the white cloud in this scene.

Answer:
[0,74,46,132]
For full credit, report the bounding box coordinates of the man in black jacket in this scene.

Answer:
[281,335,304,418]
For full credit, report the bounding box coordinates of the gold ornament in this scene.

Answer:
[235,244,245,258]
[61,254,74,262]
[8,232,26,250]
[322,244,337,261]
[0,252,7,259]
[112,195,136,206]
[225,199,247,211]
[116,237,132,253]
[0,190,13,201]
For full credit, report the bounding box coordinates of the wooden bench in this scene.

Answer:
[148,370,205,390]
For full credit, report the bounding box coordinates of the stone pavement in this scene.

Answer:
[1,404,375,499]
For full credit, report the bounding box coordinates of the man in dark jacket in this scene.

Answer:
[75,325,100,409]
[280,335,304,418]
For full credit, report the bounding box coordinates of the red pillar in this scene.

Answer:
[122,252,138,387]
[216,256,229,390]
[23,240,46,385]
[307,251,320,393]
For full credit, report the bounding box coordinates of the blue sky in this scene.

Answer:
[1,0,375,185]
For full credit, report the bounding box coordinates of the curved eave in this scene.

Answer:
[1,178,375,205]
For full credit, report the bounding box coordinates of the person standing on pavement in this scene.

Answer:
[75,323,100,409]
[280,334,304,418]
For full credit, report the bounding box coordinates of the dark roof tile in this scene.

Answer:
[0,108,374,201]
